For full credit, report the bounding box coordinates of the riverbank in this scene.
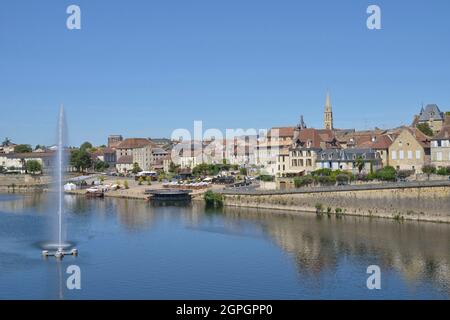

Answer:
[220,180,450,224]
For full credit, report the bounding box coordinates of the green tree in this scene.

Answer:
[422,165,436,180]
[0,165,6,173]
[376,166,397,181]
[80,141,93,152]
[70,149,93,172]
[416,123,433,136]
[132,162,142,174]
[14,144,32,153]
[146,176,152,185]
[294,175,314,188]
[94,160,109,172]
[26,160,42,174]
[355,156,365,174]
[138,176,144,185]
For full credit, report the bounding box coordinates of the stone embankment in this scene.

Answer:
[219,180,450,223]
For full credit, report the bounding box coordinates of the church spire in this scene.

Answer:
[325,91,331,111]
[324,91,334,130]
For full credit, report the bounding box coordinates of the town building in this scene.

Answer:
[257,127,295,175]
[172,141,204,169]
[277,126,338,177]
[90,147,117,169]
[116,155,134,173]
[0,139,17,154]
[108,135,123,149]
[315,148,382,174]
[388,127,431,172]
[412,104,445,134]
[335,130,395,166]
[115,138,157,172]
[0,151,74,173]
[225,136,257,166]
[431,126,450,168]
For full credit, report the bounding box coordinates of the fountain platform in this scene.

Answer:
[42,248,78,259]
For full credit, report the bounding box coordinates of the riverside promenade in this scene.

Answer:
[219,180,450,195]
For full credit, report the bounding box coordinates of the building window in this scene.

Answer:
[399,151,404,160]
[392,150,397,160]
[437,152,443,161]
[407,151,412,160]
[416,150,421,159]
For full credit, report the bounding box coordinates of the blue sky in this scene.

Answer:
[1,0,450,146]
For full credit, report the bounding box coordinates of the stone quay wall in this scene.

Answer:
[220,181,450,223]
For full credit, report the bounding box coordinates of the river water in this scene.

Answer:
[0,193,449,299]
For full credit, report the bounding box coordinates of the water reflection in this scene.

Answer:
[0,193,449,298]
[222,206,450,294]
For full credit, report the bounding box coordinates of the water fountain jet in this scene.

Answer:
[42,105,78,259]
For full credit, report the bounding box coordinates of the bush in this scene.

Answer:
[416,123,433,137]
[336,174,350,184]
[146,176,152,185]
[138,176,144,185]
[316,175,336,186]
[259,175,275,182]
[437,167,450,176]
[422,165,436,180]
[204,190,224,208]
[123,180,129,189]
[293,175,314,188]
[376,166,396,181]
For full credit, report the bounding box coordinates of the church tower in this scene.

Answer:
[324,91,333,130]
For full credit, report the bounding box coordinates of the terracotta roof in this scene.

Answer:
[403,127,431,148]
[293,128,336,149]
[267,127,295,138]
[433,126,450,140]
[355,134,393,149]
[117,155,133,164]
[117,138,156,149]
